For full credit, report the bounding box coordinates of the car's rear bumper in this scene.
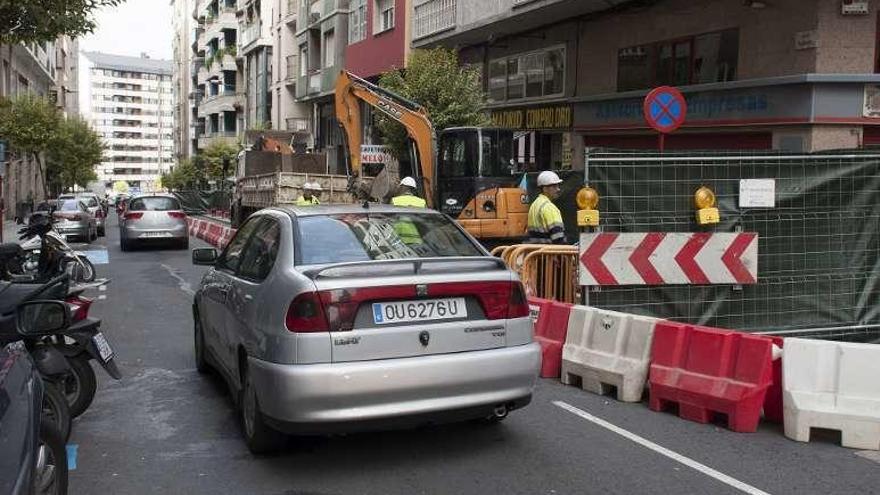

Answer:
[55,223,89,238]
[121,224,187,241]
[249,342,541,433]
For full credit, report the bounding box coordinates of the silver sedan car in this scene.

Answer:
[77,193,107,236]
[119,195,189,251]
[52,199,97,242]
[192,205,540,453]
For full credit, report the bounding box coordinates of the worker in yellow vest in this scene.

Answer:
[528,171,566,244]
[390,177,425,245]
[296,182,321,206]
[391,177,427,208]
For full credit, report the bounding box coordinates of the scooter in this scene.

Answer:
[8,215,96,283]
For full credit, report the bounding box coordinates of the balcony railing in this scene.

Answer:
[240,22,261,47]
[413,0,456,40]
[286,117,310,133]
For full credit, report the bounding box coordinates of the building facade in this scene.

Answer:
[193,0,243,152]
[268,0,311,138]
[78,52,174,192]
[413,0,880,163]
[0,40,67,218]
[172,0,197,159]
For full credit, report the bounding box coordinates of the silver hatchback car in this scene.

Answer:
[192,205,540,453]
[52,198,97,242]
[120,195,189,251]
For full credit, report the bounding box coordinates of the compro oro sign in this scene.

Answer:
[490,104,572,130]
[361,145,393,164]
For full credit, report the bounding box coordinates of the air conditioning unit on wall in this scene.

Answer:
[841,0,869,15]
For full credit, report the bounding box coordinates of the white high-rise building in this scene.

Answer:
[78,51,175,192]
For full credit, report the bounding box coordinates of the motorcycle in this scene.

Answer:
[1,214,96,283]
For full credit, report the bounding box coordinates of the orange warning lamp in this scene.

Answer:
[694,186,720,225]
[577,186,600,227]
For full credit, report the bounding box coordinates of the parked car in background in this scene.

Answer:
[75,194,106,237]
[191,205,540,453]
[119,195,188,251]
[52,199,97,243]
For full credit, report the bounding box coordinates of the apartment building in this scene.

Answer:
[294,0,349,172]
[193,0,243,152]
[0,40,65,218]
[172,0,197,159]
[414,0,880,158]
[268,0,311,140]
[79,52,174,192]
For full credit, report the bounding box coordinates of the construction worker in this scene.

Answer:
[528,171,566,244]
[296,182,321,206]
[391,177,427,208]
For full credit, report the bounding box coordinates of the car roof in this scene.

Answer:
[268,204,444,218]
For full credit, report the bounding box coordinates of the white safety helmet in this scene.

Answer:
[400,176,418,189]
[309,182,323,192]
[537,171,563,187]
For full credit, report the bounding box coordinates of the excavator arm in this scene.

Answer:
[335,70,436,207]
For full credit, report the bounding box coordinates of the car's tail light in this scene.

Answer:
[285,292,329,333]
[507,282,530,319]
[167,211,186,219]
[124,212,143,221]
[53,212,82,221]
[66,295,93,322]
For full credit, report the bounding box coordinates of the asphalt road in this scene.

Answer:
[64,215,879,495]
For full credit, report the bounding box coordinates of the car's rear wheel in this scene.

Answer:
[98,227,105,237]
[240,362,285,454]
[193,312,209,374]
[120,238,130,252]
[178,237,189,250]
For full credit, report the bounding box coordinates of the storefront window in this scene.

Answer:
[524,53,543,98]
[617,28,738,91]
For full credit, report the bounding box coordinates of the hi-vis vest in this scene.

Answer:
[527,193,565,244]
[391,194,427,208]
[391,194,425,244]
[295,195,320,206]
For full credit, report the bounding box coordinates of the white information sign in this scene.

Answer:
[360,145,392,164]
[739,179,776,208]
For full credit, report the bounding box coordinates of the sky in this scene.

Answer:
[80,0,173,60]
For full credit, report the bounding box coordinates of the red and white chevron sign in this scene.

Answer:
[579,232,758,286]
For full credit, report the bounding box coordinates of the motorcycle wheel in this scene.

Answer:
[42,382,72,443]
[63,355,97,418]
[69,255,96,283]
[33,418,68,495]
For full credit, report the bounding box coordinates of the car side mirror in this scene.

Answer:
[17,301,70,336]
[192,248,218,265]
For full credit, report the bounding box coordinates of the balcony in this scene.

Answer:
[240,22,262,52]
[286,0,298,24]
[413,0,456,40]
[308,71,321,94]
[286,117,310,133]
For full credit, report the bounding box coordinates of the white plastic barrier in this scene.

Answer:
[561,306,659,402]
[783,338,880,450]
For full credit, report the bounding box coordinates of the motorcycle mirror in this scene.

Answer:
[192,248,218,266]
[16,300,70,336]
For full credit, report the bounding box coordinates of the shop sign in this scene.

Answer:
[361,144,392,164]
[490,105,572,130]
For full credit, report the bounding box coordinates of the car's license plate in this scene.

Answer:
[92,332,114,361]
[372,298,467,325]
[140,231,171,238]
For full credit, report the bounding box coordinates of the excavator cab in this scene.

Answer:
[436,127,529,240]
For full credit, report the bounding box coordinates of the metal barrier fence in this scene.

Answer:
[493,244,579,303]
[584,149,880,341]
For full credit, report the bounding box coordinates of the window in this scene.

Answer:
[128,197,181,211]
[218,217,262,273]
[376,0,394,33]
[296,213,482,265]
[616,29,738,91]
[349,0,367,43]
[299,44,308,76]
[438,131,478,178]
[487,46,565,103]
[323,30,335,68]
[238,218,281,281]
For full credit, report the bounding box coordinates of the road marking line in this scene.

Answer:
[99,285,107,292]
[98,295,107,300]
[553,401,772,495]
[80,249,109,265]
[66,443,78,471]
[161,264,195,296]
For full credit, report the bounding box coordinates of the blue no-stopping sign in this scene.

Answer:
[643,86,687,134]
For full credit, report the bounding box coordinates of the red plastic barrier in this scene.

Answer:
[648,322,774,433]
[763,336,784,423]
[528,297,572,378]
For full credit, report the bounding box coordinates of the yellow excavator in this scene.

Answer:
[335,70,530,241]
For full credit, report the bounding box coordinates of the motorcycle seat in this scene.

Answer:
[0,243,23,258]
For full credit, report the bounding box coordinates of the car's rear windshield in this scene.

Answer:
[59,200,81,212]
[80,197,98,207]
[128,197,180,211]
[296,213,482,265]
